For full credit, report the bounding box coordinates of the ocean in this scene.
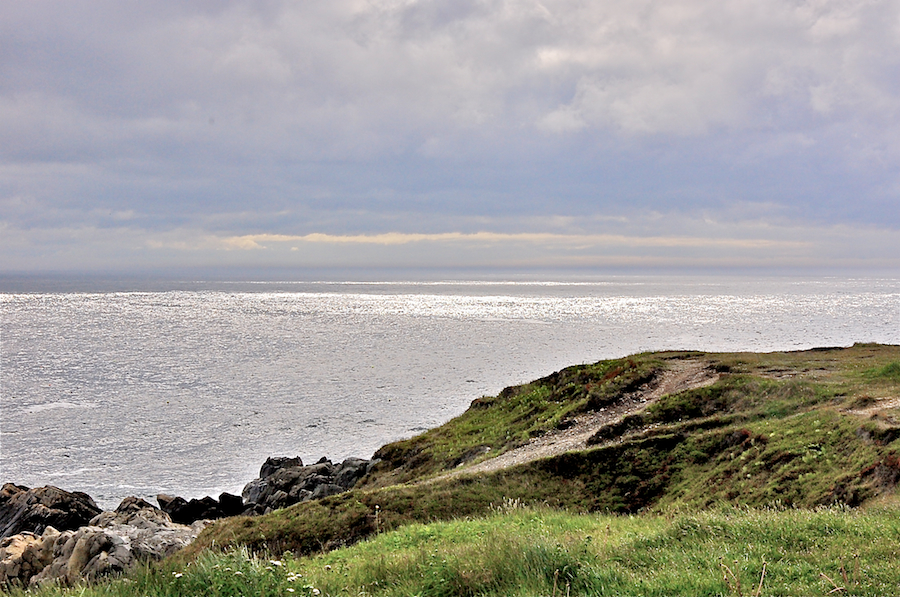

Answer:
[2,275,898,510]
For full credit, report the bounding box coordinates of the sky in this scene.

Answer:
[1,0,899,274]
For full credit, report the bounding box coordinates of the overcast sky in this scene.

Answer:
[2,0,899,274]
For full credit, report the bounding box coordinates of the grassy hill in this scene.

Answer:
[13,344,900,596]
[184,344,900,559]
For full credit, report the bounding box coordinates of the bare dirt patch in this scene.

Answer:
[443,359,720,477]
[846,397,900,421]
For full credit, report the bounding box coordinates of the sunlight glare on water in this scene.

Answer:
[1,276,898,508]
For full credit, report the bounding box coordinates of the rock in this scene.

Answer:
[157,492,243,526]
[218,492,244,517]
[0,526,61,586]
[2,497,210,587]
[94,497,172,529]
[260,456,303,478]
[310,483,345,500]
[0,484,102,539]
[0,531,45,586]
[241,479,267,505]
[334,458,370,489]
[240,455,374,514]
[268,490,290,510]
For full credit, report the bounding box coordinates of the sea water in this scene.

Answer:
[1,276,898,509]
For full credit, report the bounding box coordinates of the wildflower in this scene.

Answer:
[324,565,332,571]
[172,572,183,578]
[286,589,295,593]
[313,589,321,596]
[234,570,244,576]
[270,559,284,567]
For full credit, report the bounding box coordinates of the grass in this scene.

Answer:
[174,345,900,560]
[7,344,900,596]
[363,356,663,487]
[17,505,900,597]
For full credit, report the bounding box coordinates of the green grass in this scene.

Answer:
[865,361,900,382]
[20,506,900,597]
[8,344,900,596]
[363,356,663,487]
[177,345,900,560]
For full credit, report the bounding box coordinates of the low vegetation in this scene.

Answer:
[15,505,900,596]
[364,356,663,486]
[7,344,900,595]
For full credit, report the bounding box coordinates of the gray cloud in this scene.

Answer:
[1,0,898,271]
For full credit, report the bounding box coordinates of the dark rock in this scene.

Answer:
[310,483,344,500]
[306,462,335,477]
[156,494,226,525]
[156,494,218,524]
[218,493,244,517]
[242,503,267,516]
[268,490,290,510]
[303,474,332,491]
[242,479,269,505]
[0,484,102,539]
[154,491,244,526]
[288,487,312,501]
[114,497,158,517]
[260,456,303,479]
[156,494,189,522]
[240,455,373,514]
[334,463,367,489]
[270,468,306,489]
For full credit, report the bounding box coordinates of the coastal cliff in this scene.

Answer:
[193,343,900,557]
[4,344,900,594]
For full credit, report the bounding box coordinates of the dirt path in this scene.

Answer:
[442,359,719,478]
[846,397,900,419]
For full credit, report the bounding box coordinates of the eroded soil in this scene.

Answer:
[445,359,720,477]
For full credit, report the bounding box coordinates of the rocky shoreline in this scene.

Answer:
[0,455,374,587]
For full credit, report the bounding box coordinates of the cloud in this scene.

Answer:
[5,0,899,148]
[5,210,898,273]
[216,231,807,250]
[1,0,899,273]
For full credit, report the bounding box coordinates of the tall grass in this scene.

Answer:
[16,505,900,597]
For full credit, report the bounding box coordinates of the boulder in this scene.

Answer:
[156,492,244,525]
[0,484,102,539]
[0,529,56,586]
[218,492,245,517]
[259,456,303,478]
[1,496,208,587]
[310,483,345,500]
[240,455,376,514]
[334,458,370,489]
[241,478,268,506]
